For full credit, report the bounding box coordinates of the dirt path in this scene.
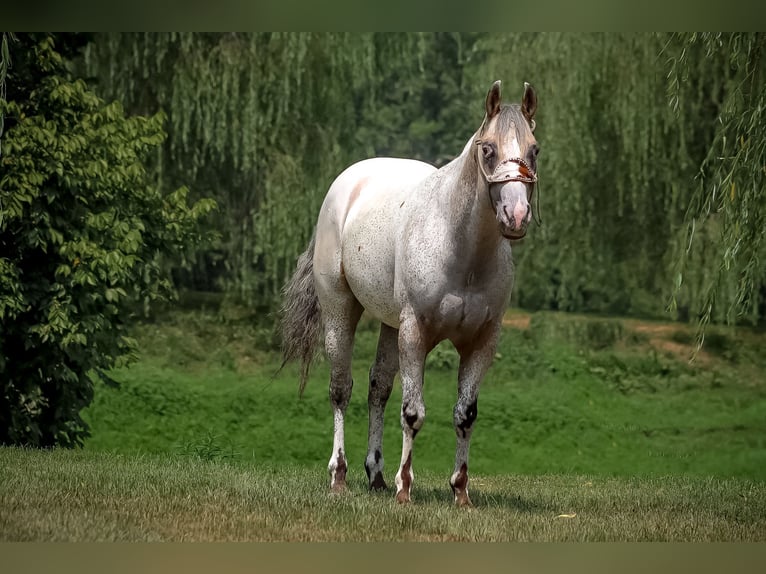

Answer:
[502,310,711,364]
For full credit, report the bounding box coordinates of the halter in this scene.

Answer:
[474,139,542,225]
[475,151,537,186]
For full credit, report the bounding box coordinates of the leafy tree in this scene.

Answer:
[471,33,765,327]
[0,34,215,447]
[1,33,11,150]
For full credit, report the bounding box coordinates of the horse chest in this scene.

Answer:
[404,287,500,347]
[438,292,492,333]
[400,244,513,341]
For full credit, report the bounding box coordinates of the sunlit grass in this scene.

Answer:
[1,448,764,541]
[5,310,766,541]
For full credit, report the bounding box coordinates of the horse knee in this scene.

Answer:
[369,368,395,405]
[453,398,478,438]
[401,400,426,436]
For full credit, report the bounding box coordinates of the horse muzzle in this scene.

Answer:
[493,181,531,240]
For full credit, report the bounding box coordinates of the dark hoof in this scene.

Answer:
[369,472,387,491]
[454,492,473,508]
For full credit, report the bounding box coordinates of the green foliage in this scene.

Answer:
[528,312,625,350]
[668,33,766,343]
[176,430,239,462]
[0,35,215,447]
[80,33,766,331]
[0,33,12,149]
[469,35,699,318]
[82,33,482,313]
[424,340,460,370]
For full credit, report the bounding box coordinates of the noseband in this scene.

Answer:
[475,152,538,186]
[474,139,541,225]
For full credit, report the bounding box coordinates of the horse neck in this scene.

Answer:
[444,139,503,257]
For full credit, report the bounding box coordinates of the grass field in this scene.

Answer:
[2,448,764,541]
[81,310,766,480]
[4,309,766,541]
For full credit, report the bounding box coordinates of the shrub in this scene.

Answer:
[0,35,215,446]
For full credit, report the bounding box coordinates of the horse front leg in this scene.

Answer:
[451,324,501,507]
[394,311,428,504]
[365,323,398,490]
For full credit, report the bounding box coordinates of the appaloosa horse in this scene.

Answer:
[280,80,539,506]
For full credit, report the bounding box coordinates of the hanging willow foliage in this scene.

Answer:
[0,33,12,156]
[667,33,766,338]
[81,33,764,326]
[82,33,461,313]
[470,32,761,324]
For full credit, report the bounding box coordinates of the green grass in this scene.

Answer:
[80,311,766,480]
[2,448,764,541]
[5,309,765,541]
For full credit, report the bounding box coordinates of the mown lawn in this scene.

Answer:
[1,448,764,541]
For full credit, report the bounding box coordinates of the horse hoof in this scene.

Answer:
[369,472,387,491]
[455,490,473,508]
[330,482,348,495]
[395,490,411,504]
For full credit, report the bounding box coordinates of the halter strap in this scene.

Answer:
[474,139,541,225]
[474,139,538,185]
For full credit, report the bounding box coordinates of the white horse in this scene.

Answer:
[281,80,539,506]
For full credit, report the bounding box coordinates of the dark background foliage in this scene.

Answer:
[81,33,765,325]
[0,34,214,446]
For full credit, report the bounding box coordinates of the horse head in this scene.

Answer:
[475,80,539,240]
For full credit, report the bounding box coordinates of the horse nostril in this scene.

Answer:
[503,205,516,229]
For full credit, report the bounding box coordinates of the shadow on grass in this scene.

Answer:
[351,478,553,513]
[417,486,553,513]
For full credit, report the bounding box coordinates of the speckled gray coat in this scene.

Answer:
[303,81,538,505]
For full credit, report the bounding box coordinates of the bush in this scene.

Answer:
[0,35,214,447]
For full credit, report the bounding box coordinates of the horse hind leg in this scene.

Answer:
[324,295,364,493]
[365,323,398,491]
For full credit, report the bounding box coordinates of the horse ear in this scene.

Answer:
[522,82,537,129]
[485,80,502,120]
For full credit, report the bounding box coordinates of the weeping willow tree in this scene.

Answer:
[81,32,764,327]
[472,33,764,326]
[668,33,766,338]
[82,33,472,315]
[0,33,10,152]
[85,34,370,309]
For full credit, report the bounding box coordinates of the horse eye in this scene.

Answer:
[481,143,495,160]
[532,145,540,157]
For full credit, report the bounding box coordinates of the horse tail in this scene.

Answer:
[279,232,322,397]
